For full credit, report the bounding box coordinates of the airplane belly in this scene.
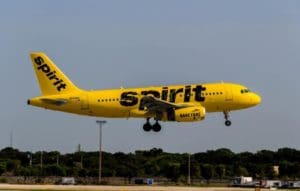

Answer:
[202,100,225,113]
[128,108,151,118]
[89,103,130,118]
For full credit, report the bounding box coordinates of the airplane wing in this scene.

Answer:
[140,96,192,113]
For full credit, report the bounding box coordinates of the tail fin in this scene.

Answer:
[30,52,80,95]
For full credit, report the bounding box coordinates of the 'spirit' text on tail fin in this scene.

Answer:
[30,52,80,95]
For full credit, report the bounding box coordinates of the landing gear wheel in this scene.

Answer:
[143,122,152,132]
[152,122,161,132]
[225,120,231,126]
[223,111,232,127]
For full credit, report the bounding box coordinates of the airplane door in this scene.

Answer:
[81,94,89,110]
[224,84,233,101]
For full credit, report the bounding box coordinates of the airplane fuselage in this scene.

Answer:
[29,82,260,120]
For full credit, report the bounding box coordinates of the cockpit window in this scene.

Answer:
[241,89,251,94]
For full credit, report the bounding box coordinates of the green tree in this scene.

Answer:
[28,167,42,176]
[44,164,66,176]
[78,168,88,177]
[215,164,226,179]
[279,160,293,178]
[165,163,181,182]
[15,166,31,176]
[255,150,274,163]
[6,159,20,172]
[144,161,160,176]
[235,165,249,176]
[201,164,214,184]
[190,160,201,179]
[0,162,6,175]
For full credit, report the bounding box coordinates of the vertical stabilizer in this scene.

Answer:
[30,52,80,95]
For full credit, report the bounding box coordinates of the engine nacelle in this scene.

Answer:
[163,106,206,122]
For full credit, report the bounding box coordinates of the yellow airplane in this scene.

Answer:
[27,52,261,132]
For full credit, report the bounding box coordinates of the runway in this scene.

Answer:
[0,184,278,191]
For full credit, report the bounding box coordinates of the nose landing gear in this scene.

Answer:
[223,111,232,126]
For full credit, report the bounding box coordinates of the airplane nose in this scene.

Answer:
[252,94,261,106]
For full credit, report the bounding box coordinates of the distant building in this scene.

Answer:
[231,176,254,187]
[61,177,76,185]
[282,181,300,188]
[272,165,279,176]
[261,180,281,188]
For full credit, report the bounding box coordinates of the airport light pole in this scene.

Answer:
[40,151,43,169]
[96,120,106,184]
[188,153,191,185]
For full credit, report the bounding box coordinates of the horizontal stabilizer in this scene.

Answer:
[40,98,68,106]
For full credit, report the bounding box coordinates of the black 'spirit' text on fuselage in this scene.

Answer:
[120,85,206,108]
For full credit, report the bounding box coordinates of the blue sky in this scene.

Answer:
[1,0,300,153]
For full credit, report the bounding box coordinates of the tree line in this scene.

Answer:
[0,147,300,182]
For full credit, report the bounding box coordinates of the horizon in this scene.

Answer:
[2,146,298,155]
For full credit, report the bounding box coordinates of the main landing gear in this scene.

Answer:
[223,111,232,126]
[143,118,162,132]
